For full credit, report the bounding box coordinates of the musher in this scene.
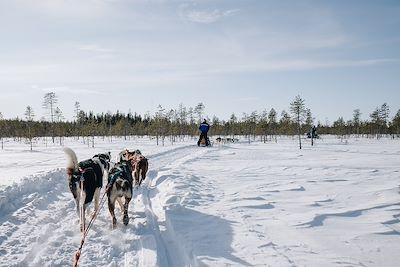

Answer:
[197,119,210,146]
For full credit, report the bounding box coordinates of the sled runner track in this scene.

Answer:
[0,144,210,267]
[139,145,210,267]
[146,144,195,164]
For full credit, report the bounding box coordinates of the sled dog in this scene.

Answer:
[106,161,134,228]
[63,147,111,231]
[125,149,149,186]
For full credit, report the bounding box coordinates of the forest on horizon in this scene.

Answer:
[1,92,399,149]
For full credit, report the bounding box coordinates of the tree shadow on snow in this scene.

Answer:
[166,206,251,266]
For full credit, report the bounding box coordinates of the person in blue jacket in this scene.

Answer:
[197,119,210,146]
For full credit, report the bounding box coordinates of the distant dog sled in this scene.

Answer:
[199,136,212,147]
[215,137,239,144]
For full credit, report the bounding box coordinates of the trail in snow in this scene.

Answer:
[0,143,203,267]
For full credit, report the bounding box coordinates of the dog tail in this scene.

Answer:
[63,147,78,175]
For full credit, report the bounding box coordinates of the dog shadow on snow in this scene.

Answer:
[165,206,251,266]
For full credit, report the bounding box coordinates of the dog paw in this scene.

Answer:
[112,218,117,229]
[123,215,129,225]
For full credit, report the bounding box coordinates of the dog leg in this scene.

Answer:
[123,197,131,225]
[139,160,148,186]
[108,196,117,229]
[116,198,124,213]
[93,187,100,215]
[80,204,87,233]
[75,198,80,219]
[139,166,147,186]
[103,169,109,185]
[135,171,140,187]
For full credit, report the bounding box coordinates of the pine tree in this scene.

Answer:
[268,108,278,142]
[379,103,390,128]
[392,109,400,136]
[353,109,361,137]
[290,95,306,149]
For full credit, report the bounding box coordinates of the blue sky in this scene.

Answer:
[0,0,399,124]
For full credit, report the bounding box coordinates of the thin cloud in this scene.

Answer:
[201,58,399,74]
[184,8,239,23]
[39,86,107,95]
[77,44,114,54]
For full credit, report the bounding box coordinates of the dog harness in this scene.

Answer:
[92,153,110,170]
[69,159,104,204]
[69,171,81,196]
[107,162,133,188]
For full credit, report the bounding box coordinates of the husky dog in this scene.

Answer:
[106,161,134,228]
[63,148,111,231]
[119,149,149,187]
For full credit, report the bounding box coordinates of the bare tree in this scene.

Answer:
[73,101,81,140]
[55,107,64,122]
[74,101,81,121]
[178,103,187,140]
[55,107,65,145]
[24,106,35,151]
[290,95,306,149]
[153,105,166,146]
[194,102,205,124]
[42,92,58,143]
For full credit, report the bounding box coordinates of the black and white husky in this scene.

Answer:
[106,161,134,229]
[63,147,111,231]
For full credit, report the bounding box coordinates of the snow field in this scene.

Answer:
[0,136,399,266]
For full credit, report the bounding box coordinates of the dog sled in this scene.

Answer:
[198,136,212,147]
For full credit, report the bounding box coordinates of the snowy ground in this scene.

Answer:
[0,136,399,267]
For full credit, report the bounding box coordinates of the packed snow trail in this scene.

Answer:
[138,146,210,267]
[0,144,205,267]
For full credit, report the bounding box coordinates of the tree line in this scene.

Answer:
[0,93,399,150]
